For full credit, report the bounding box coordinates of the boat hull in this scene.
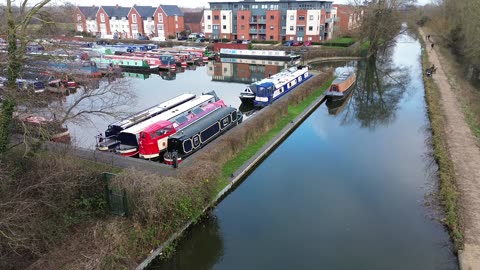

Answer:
[220,53,298,61]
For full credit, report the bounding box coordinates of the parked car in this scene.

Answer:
[151,36,166,42]
[177,35,188,41]
[242,39,251,44]
[196,37,205,43]
[292,41,303,46]
[303,41,312,47]
[136,34,149,40]
[284,40,294,46]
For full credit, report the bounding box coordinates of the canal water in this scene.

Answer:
[65,60,289,148]
[149,33,458,268]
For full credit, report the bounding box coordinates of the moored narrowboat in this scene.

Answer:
[115,92,220,157]
[252,65,312,107]
[95,93,196,151]
[325,71,356,100]
[164,107,243,167]
[138,100,226,159]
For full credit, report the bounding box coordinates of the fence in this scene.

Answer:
[103,172,129,216]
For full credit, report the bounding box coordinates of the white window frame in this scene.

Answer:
[132,14,137,23]
[100,13,105,23]
[158,13,163,22]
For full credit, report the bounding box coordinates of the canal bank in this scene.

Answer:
[137,71,333,269]
[420,27,480,269]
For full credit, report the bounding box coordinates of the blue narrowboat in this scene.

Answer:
[251,65,312,107]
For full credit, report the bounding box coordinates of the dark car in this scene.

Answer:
[235,39,243,44]
[196,37,205,43]
[284,40,294,46]
[177,35,188,41]
[293,41,303,46]
[137,35,149,40]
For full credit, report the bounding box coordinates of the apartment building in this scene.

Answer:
[333,5,363,36]
[203,0,334,42]
[75,4,184,39]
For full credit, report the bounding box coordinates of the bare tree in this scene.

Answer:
[351,0,417,56]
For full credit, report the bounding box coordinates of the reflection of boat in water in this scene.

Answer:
[326,88,354,115]
[160,71,176,80]
[325,71,356,100]
[239,102,256,117]
[123,72,150,80]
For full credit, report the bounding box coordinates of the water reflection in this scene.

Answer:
[150,216,224,270]
[207,59,289,84]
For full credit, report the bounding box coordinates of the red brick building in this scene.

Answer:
[153,5,185,40]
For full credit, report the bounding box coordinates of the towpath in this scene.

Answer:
[420,28,480,270]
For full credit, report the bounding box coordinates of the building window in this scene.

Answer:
[241,25,245,30]
[298,27,304,31]
[176,24,178,29]
[213,25,219,30]
[223,25,226,30]
[77,14,82,22]
[208,25,211,30]
[290,15,294,20]
[241,35,244,39]
[175,15,178,21]
[289,26,293,31]
[299,16,305,21]
[223,15,226,20]
[214,15,219,20]
[223,34,227,38]
[241,15,244,20]
[100,13,105,23]
[132,14,137,23]
[270,25,274,30]
[132,24,137,31]
[252,5,258,9]
[270,15,274,20]
[309,15,314,20]
[270,35,274,40]
[308,36,312,41]
[207,15,211,20]
[308,26,313,31]
[289,36,293,40]
[261,4,267,9]
[158,24,164,31]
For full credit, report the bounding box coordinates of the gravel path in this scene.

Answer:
[421,28,480,270]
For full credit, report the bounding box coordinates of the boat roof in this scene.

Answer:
[110,93,195,128]
[332,71,354,84]
[170,107,237,141]
[121,94,216,135]
[142,120,172,133]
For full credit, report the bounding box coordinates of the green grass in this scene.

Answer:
[328,37,355,44]
[217,78,333,192]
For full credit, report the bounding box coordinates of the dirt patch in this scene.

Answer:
[420,28,480,269]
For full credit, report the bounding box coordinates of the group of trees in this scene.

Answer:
[421,0,480,79]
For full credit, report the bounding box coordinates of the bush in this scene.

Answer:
[221,38,230,43]
[168,35,176,40]
[0,149,107,270]
[252,40,280,44]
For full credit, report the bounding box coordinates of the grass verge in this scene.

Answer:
[421,39,463,251]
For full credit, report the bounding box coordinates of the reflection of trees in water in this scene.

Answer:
[339,53,410,129]
[151,215,224,270]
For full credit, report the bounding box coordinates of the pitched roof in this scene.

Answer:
[101,6,130,18]
[133,6,156,18]
[78,6,99,19]
[160,5,184,16]
[184,11,203,24]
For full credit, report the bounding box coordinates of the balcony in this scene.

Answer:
[249,29,257,34]
[249,19,266,24]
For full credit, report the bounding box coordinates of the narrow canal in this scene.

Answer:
[149,32,458,268]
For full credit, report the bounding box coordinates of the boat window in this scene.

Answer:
[220,115,231,129]
[183,139,193,153]
[140,132,146,139]
[193,135,200,147]
[231,111,237,121]
[332,85,338,92]
[268,85,274,95]
[192,107,203,114]
[175,115,188,125]
[258,87,265,96]
[150,132,155,139]
[156,129,167,137]
[201,122,220,142]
